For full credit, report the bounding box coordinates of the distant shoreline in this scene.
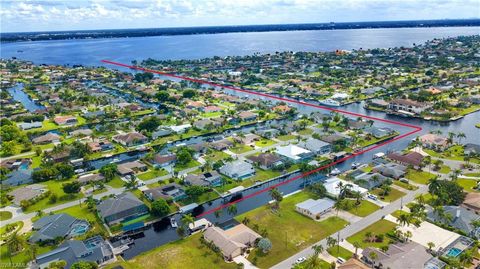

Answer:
[2,19,479,43]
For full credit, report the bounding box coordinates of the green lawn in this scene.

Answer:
[25,179,84,213]
[205,150,230,162]
[235,191,349,268]
[137,169,169,180]
[54,204,107,236]
[346,200,380,217]
[276,134,297,141]
[393,180,419,191]
[0,211,12,221]
[437,165,451,174]
[250,168,282,182]
[457,178,479,192]
[174,159,201,172]
[0,221,23,238]
[255,138,277,148]
[327,246,353,260]
[465,173,480,177]
[201,111,223,118]
[230,144,254,154]
[405,169,436,185]
[371,188,406,202]
[347,219,397,249]
[297,129,314,135]
[105,233,236,269]
[106,176,125,188]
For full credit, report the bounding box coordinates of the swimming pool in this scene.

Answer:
[70,224,89,236]
[446,247,462,258]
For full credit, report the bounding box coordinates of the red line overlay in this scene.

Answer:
[101,59,422,218]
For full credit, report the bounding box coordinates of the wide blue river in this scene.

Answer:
[1,27,479,66]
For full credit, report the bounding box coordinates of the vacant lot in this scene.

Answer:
[347,219,397,249]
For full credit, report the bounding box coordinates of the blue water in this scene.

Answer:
[1,27,479,66]
[446,247,462,258]
[7,83,45,112]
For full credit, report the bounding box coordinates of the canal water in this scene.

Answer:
[6,83,45,112]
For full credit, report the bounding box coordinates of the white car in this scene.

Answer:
[337,257,346,264]
[295,257,307,264]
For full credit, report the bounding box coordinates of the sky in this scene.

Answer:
[1,0,479,33]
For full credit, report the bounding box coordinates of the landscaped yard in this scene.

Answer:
[254,138,276,148]
[437,165,451,174]
[54,204,107,236]
[327,246,353,260]
[174,159,201,172]
[205,150,230,162]
[345,200,380,217]
[393,180,419,191]
[0,211,12,221]
[405,169,436,185]
[371,188,406,202]
[25,179,84,213]
[106,176,125,188]
[250,168,282,182]
[457,178,479,192]
[235,191,348,268]
[230,144,254,154]
[137,169,169,180]
[104,233,237,269]
[276,134,297,141]
[347,219,397,249]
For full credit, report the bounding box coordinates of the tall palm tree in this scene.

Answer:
[269,188,283,209]
[368,251,378,265]
[427,242,435,251]
[397,213,411,227]
[181,214,195,229]
[353,242,361,257]
[457,132,466,144]
[312,244,324,256]
[227,204,238,216]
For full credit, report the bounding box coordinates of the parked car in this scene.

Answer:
[295,257,307,264]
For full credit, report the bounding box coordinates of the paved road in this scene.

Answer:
[271,184,428,269]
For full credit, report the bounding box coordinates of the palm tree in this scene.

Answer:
[214,210,221,219]
[227,204,238,216]
[124,176,138,189]
[397,213,411,227]
[457,132,466,144]
[353,242,361,258]
[269,188,283,209]
[404,230,412,242]
[326,236,337,250]
[181,214,195,229]
[368,251,378,265]
[333,199,343,217]
[312,244,324,256]
[427,242,435,251]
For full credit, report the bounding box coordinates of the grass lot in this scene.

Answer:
[105,233,236,269]
[347,219,397,249]
[0,221,23,238]
[54,204,107,236]
[255,138,276,148]
[465,173,480,177]
[0,240,55,266]
[345,200,380,217]
[391,210,407,219]
[0,211,12,221]
[137,169,169,181]
[437,165,451,174]
[457,178,479,192]
[178,190,219,206]
[297,129,313,135]
[393,180,419,191]
[235,191,348,268]
[201,111,223,118]
[230,144,254,154]
[276,134,297,141]
[174,159,201,172]
[327,246,353,260]
[405,169,436,185]
[371,188,406,202]
[25,179,84,213]
[250,168,282,182]
[205,150,230,162]
[106,176,125,188]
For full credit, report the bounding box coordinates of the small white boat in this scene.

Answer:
[331,168,341,175]
[351,162,362,169]
[170,218,178,228]
[319,99,341,107]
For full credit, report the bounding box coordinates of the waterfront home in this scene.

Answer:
[87,140,113,152]
[29,213,89,243]
[234,133,260,145]
[387,151,424,169]
[188,142,208,158]
[169,124,191,133]
[8,184,46,205]
[152,127,173,139]
[210,139,234,151]
[151,154,177,168]
[462,192,480,214]
[17,121,42,130]
[372,163,407,179]
[298,138,331,155]
[319,133,352,145]
[203,224,261,261]
[427,206,480,238]
[0,158,31,170]
[246,153,283,170]
[388,98,430,115]
[184,171,223,187]
[97,192,149,225]
[238,111,258,121]
[323,177,368,198]
[32,132,61,144]
[117,161,148,176]
[362,241,433,269]
[337,258,370,269]
[3,169,33,186]
[275,144,314,163]
[77,173,105,185]
[256,128,280,138]
[112,132,148,147]
[144,183,187,201]
[34,236,114,269]
[364,127,394,138]
[418,134,449,151]
[202,105,222,113]
[194,119,220,130]
[70,128,93,137]
[83,110,106,119]
[464,143,480,156]
[54,115,78,126]
[219,160,255,180]
[295,198,335,220]
[273,105,292,114]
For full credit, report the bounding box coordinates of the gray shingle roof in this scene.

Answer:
[97,192,145,219]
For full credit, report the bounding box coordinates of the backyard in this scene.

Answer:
[235,191,348,268]
[347,219,397,249]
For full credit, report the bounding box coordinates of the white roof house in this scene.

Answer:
[275,145,313,162]
[170,124,191,133]
[295,198,335,220]
[323,177,368,197]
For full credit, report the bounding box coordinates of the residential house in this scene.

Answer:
[418,134,449,150]
[364,127,394,138]
[3,169,33,186]
[194,119,221,130]
[97,192,149,225]
[295,198,335,220]
[117,161,148,176]
[246,153,283,170]
[337,258,370,269]
[54,115,78,126]
[298,138,331,155]
[152,127,173,139]
[202,105,222,113]
[188,142,208,158]
[184,171,223,187]
[372,163,407,179]
[29,213,90,243]
[427,206,480,238]
[18,121,42,130]
[464,143,480,156]
[34,236,114,269]
[112,132,148,147]
[387,151,424,169]
[32,132,61,144]
[238,111,258,121]
[362,241,433,269]
[70,128,93,137]
[323,177,368,198]
[388,99,430,115]
[462,192,480,214]
[170,124,191,133]
[219,160,255,180]
[152,154,177,168]
[77,173,105,185]
[87,140,113,152]
[354,172,389,190]
[256,128,280,138]
[210,139,234,151]
[83,110,105,119]
[203,224,261,260]
[275,144,314,163]
[144,183,187,201]
[8,184,46,205]
[235,133,260,145]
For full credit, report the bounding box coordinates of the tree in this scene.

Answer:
[185,185,207,199]
[99,163,117,181]
[227,204,238,215]
[151,199,170,217]
[181,214,195,228]
[326,236,337,249]
[123,176,138,189]
[137,116,162,132]
[306,183,327,198]
[48,260,67,269]
[269,188,283,209]
[176,147,193,165]
[182,89,197,98]
[71,261,98,269]
[427,242,435,251]
[353,242,361,257]
[368,251,378,265]
[62,181,81,194]
[428,179,466,205]
[257,238,272,253]
[312,244,324,255]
